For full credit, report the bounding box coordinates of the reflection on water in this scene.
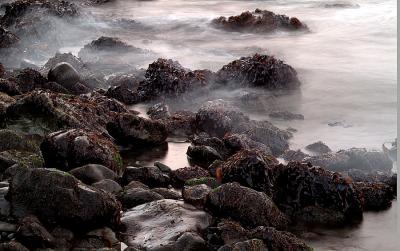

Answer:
[305,201,397,251]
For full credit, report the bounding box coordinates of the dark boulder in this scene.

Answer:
[272,162,363,225]
[304,148,393,173]
[185,177,219,189]
[281,149,309,162]
[107,113,168,145]
[159,110,196,137]
[12,68,47,94]
[217,150,277,195]
[206,182,288,229]
[92,179,122,194]
[211,9,307,33]
[40,129,123,173]
[187,145,223,168]
[305,141,332,155]
[41,53,89,75]
[215,54,300,90]
[172,166,210,187]
[122,166,171,187]
[354,182,395,211]
[79,36,140,54]
[151,187,181,200]
[118,187,164,209]
[218,239,267,251]
[182,184,211,209]
[0,79,21,96]
[7,168,121,230]
[16,215,55,249]
[120,199,211,250]
[47,62,90,95]
[223,133,272,156]
[0,27,19,49]
[69,164,118,184]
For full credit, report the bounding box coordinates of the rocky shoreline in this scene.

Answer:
[0,0,397,250]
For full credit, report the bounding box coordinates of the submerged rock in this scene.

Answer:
[107,113,168,145]
[206,182,288,229]
[216,54,300,90]
[120,199,211,250]
[269,111,304,120]
[212,9,307,33]
[272,162,363,225]
[40,129,123,173]
[79,36,140,53]
[8,168,120,230]
[304,148,393,173]
[305,141,332,155]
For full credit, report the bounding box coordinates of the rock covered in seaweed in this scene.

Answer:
[211,9,307,33]
[40,129,123,173]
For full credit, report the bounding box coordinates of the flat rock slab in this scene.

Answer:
[121,199,211,250]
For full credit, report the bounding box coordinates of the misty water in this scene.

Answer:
[10,0,397,249]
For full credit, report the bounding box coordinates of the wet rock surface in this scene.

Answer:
[47,62,90,95]
[122,166,171,187]
[269,110,304,120]
[69,164,118,184]
[120,199,211,250]
[305,141,332,155]
[172,166,210,187]
[212,9,308,33]
[354,182,395,211]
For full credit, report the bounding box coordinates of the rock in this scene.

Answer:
[69,164,118,184]
[107,113,168,145]
[187,145,223,168]
[215,54,300,90]
[5,90,130,135]
[269,111,304,120]
[160,111,196,137]
[206,183,288,229]
[182,184,211,209]
[323,3,360,8]
[217,150,277,195]
[133,59,211,103]
[47,62,90,95]
[0,27,19,49]
[272,162,363,225]
[305,141,332,155]
[212,9,307,33]
[153,161,172,173]
[124,180,150,190]
[347,169,397,192]
[0,130,36,152]
[42,53,89,75]
[105,84,139,105]
[0,241,29,251]
[122,166,171,187]
[118,187,164,209]
[147,103,170,120]
[51,227,74,249]
[185,177,219,189]
[354,182,395,211]
[0,79,21,96]
[16,215,55,249]
[0,151,43,171]
[11,68,47,94]
[172,166,210,187]
[40,129,123,173]
[151,188,181,200]
[72,227,119,250]
[0,187,10,218]
[0,221,16,232]
[223,133,272,156]
[281,149,309,162]
[8,168,121,230]
[304,148,393,173]
[218,239,268,251]
[120,199,211,250]
[92,179,122,194]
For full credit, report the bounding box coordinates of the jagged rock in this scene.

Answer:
[147,103,170,120]
[5,90,130,135]
[118,187,164,209]
[281,149,309,162]
[40,129,123,173]
[172,166,210,187]
[212,9,307,33]
[107,113,168,145]
[187,145,223,168]
[69,164,118,184]
[354,182,395,211]
[272,162,363,225]
[120,199,211,250]
[159,111,196,137]
[182,184,211,209]
[217,150,278,195]
[305,141,332,155]
[215,54,300,90]
[92,179,122,194]
[16,215,55,249]
[122,166,171,188]
[269,111,304,120]
[47,62,90,95]
[8,168,121,230]
[206,182,288,229]
[304,148,393,173]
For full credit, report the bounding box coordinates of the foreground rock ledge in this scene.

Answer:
[120,199,211,250]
